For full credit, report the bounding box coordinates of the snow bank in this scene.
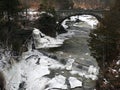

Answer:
[65,59,74,70]
[70,69,98,81]
[88,65,99,75]
[39,11,54,17]
[61,19,69,29]
[3,50,64,90]
[32,28,64,49]
[69,77,82,88]
[62,15,99,29]
[46,75,67,90]
[78,15,99,28]
[2,50,82,90]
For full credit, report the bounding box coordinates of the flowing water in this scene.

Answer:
[0,15,99,90]
[45,15,99,90]
[50,15,99,69]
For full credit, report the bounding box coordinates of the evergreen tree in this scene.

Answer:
[0,0,21,18]
[0,0,23,53]
[0,0,22,34]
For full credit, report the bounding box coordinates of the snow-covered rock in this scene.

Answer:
[2,50,64,90]
[69,77,82,88]
[62,15,99,29]
[70,65,99,81]
[61,19,69,29]
[116,60,120,65]
[32,28,64,49]
[65,59,74,70]
[1,49,99,90]
[0,50,79,90]
[46,75,67,90]
[88,65,99,75]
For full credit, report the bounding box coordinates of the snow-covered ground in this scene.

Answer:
[2,50,98,90]
[0,48,99,90]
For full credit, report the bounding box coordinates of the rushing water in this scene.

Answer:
[51,15,99,67]
[0,15,99,90]
[46,15,99,90]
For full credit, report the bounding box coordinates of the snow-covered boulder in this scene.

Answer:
[88,65,99,75]
[32,28,64,49]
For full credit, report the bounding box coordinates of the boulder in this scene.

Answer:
[35,13,56,37]
[35,13,67,37]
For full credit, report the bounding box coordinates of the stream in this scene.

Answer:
[46,15,99,90]
[0,15,99,90]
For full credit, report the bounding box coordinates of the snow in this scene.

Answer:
[119,69,120,72]
[62,15,99,29]
[70,16,79,21]
[61,19,69,29]
[1,49,99,90]
[28,77,49,90]
[25,9,39,21]
[39,11,54,17]
[88,65,99,75]
[78,15,99,28]
[70,69,98,81]
[3,50,65,90]
[28,10,38,15]
[65,59,74,70]
[104,78,109,84]
[33,28,40,35]
[116,60,120,65]
[46,75,67,90]
[69,77,82,88]
[0,50,74,90]
[85,53,89,56]
[32,28,64,49]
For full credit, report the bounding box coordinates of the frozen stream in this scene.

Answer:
[0,15,99,90]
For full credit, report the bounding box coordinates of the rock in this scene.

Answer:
[35,13,67,37]
[36,58,40,65]
[56,24,67,34]
[35,13,57,37]
[60,59,67,65]
[18,81,26,90]
[49,55,58,60]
